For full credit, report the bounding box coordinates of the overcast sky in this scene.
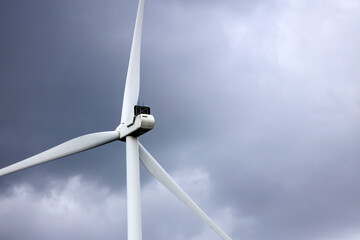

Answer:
[1,0,360,239]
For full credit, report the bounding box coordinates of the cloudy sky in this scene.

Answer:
[1,0,360,239]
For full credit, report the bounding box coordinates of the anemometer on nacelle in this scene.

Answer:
[118,105,155,141]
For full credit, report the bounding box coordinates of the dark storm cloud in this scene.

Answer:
[0,0,137,189]
[141,0,360,239]
[1,0,360,240]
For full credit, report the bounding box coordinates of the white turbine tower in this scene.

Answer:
[0,1,232,240]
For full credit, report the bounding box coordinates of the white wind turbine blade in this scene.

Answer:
[139,143,232,240]
[120,0,146,125]
[0,131,119,177]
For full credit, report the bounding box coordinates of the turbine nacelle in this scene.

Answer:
[117,105,155,141]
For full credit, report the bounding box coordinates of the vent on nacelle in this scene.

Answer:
[134,105,150,116]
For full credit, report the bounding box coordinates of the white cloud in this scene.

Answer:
[0,176,127,240]
[0,169,236,240]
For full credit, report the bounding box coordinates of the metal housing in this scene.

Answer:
[118,114,155,141]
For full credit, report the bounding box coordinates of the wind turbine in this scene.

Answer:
[0,0,232,239]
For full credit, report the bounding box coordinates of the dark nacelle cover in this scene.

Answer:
[134,105,150,116]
